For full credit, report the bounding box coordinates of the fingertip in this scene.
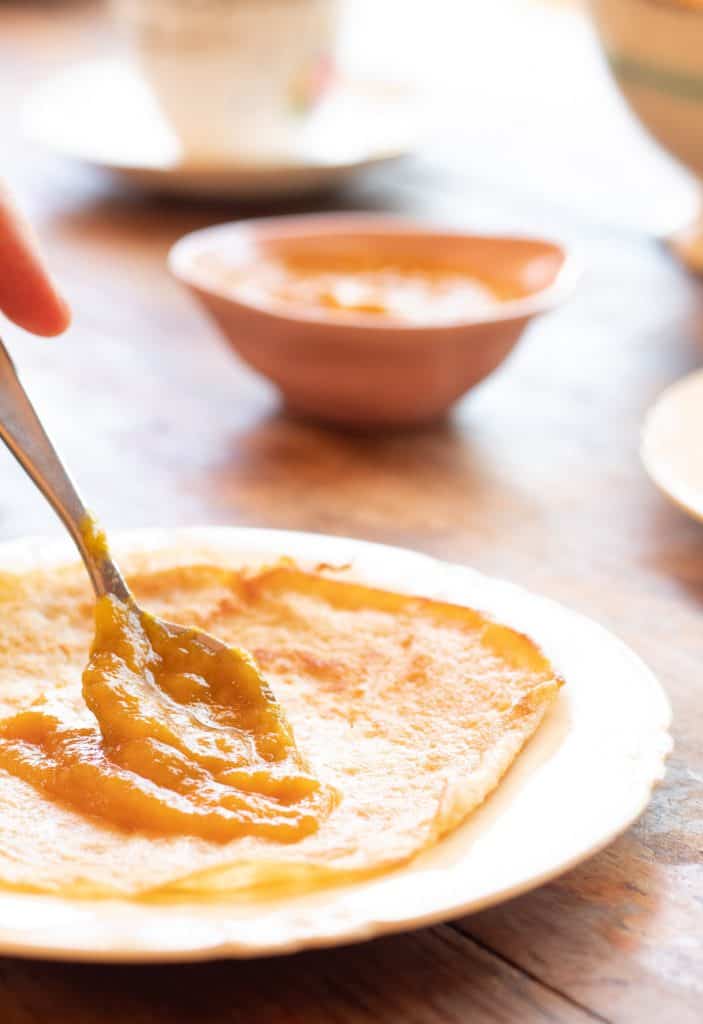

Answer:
[0,187,71,338]
[48,295,72,336]
[19,296,72,337]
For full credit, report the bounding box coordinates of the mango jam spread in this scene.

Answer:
[0,594,334,844]
[199,250,512,323]
[0,553,560,898]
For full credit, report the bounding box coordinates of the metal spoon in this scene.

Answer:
[0,336,234,659]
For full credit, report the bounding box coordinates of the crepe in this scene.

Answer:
[0,551,562,899]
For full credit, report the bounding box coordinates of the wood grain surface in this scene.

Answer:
[0,2,701,1021]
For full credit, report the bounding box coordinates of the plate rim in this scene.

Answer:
[641,367,703,524]
[21,57,421,195]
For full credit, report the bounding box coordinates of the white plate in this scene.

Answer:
[0,527,671,962]
[642,369,703,523]
[22,58,420,199]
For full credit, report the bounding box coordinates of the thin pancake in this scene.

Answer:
[0,555,562,899]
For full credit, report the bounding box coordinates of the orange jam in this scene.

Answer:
[202,252,506,323]
[0,594,334,842]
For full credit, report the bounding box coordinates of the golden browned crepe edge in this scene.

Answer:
[144,680,562,900]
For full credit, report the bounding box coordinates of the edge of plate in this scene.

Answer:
[641,368,703,525]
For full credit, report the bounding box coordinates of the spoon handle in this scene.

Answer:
[0,337,131,602]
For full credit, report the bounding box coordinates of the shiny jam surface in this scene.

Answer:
[0,594,333,842]
[201,251,507,323]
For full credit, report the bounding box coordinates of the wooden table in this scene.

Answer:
[1,2,702,1021]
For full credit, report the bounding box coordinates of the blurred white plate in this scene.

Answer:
[0,527,671,962]
[22,58,421,199]
[642,369,703,523]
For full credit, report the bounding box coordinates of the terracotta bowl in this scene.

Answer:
[169,214,575,428]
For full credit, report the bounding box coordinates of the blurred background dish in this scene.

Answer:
[19,0,699,227]
[588,0,703,269]
[110,0,340,163]
[641,369,703,524]
[589,0,703,177]
[22,57,420,199]
[169,213,575,428]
